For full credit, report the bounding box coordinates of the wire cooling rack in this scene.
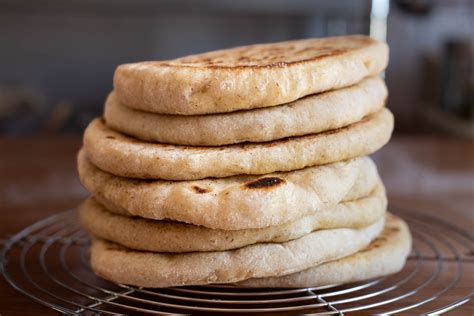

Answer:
[1,207,473,315]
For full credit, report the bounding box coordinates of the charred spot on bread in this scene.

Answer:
[192,185,210,194]
[244,177,285,189]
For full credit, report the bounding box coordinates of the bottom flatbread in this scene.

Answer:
[237,213,411,287]
[90,217,384,288]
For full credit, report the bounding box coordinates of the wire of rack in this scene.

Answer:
[1,206,473,315]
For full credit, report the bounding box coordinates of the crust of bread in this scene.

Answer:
[83,108,393,180]
[114,35,388,115]
[78,152,379,230]
[80,183,386,252]
[105,76,387,146]
[238,214,411,287]
[90,217,385,287]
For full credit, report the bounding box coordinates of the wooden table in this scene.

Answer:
[0,136,473,315]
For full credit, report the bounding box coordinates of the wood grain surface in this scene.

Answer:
[0,135,472,315]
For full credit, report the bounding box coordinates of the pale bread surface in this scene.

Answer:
[78,152,379,230]
[80,183,386,252]
[90,217,385,287]
[238,214,411,287]
[83,108,393,180]
[105,76,387,146]
[114,35,388,115]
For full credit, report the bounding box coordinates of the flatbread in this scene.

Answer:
[78,152,379,230]
[104,76,387,146]
[83,108,393,180]
[238,214,411,287]
[80,183,386,252]
[114,35,388,115]
[89,217,385,288]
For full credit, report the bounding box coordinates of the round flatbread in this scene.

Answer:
[80,183,386,252]
[90,217,385,288]
[238,214,411,288]
[78,152,379,230]
[83,108,393,180]
[105,76,387,146]
[114,35,388,115]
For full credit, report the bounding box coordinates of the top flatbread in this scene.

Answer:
[114,35,388,115]
[105,76,387,146]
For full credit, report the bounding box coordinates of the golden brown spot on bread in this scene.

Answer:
[362,240,383,252]
[245,177,285,189]
[196,83,210,94]
[192,185,210,194]
[363,59,373,70]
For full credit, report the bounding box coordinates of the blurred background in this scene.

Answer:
[0,0,472,137]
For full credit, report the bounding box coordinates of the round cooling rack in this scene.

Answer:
[1,207,473,315]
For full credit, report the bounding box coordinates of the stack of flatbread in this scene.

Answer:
[78,35,411,288]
